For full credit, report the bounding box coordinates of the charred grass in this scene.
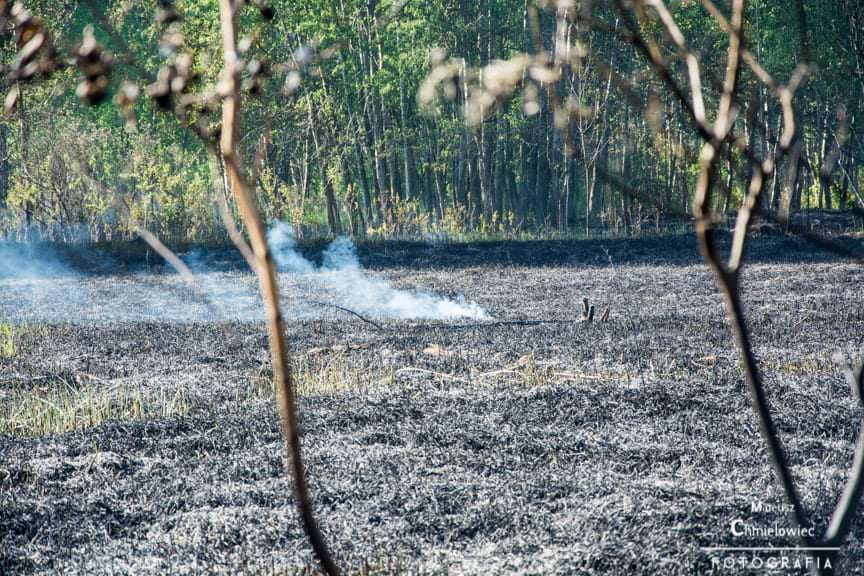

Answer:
[2,233,864,574]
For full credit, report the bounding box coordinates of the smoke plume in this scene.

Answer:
[267,222,315,274]
[0,242,73,279]
[267,223,488,320]
[0,227,488,323]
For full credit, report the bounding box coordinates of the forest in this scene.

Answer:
[1,0,861,242]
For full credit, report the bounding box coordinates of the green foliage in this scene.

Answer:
[0,1,860,241]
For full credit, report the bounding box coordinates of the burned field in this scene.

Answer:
[2,234,864,575]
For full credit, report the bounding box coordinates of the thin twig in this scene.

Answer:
[133,226,196,285]
[217,3,339,575]
[209,149,258,273]
[826,364,864,546]
[310,300,386,331]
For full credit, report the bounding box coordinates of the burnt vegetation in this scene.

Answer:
[1,1,864,575]
[3,235,864,575]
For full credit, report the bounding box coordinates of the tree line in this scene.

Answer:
[0,0,862,242]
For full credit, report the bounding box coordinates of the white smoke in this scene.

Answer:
[0,226,488,324]
[268,223,488,320]
[0,242,74,279]
[182,249,261,320]
[267,221,315,274]
[321,236,360,271]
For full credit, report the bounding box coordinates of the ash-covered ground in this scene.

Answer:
[2,233,864,575]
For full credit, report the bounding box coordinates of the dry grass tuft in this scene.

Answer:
[0,322,24,358]
[0,378,189,437]
[250,357,396,399]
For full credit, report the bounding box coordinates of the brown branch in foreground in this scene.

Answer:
[209,149,258,273]
[688,0,815,546]
[130,225,225,316]
[217,2,339,575]
[700,0,777,90]
[642,0,706,123]
[132,226,195,281]
[826,364,864,547]
[620,0,864,571]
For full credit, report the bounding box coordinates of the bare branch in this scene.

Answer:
[642,0,706,123]
[132,226,191,279]
[209,150,258,273]
[824,364,864,547]
[310,300,385,331]
[728,163,764,273]
[826,430,864,548]
[700,0,777,90]
[677,0,815,538]
[713,0,744,137]
[217,2,340,574]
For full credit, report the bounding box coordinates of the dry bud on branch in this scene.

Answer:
[243,57,270,96]
[421,50,588,128]
[74,26,114,105]
[251,0,275,21]
[10,3,60,82]
[280,45,315,97]
[417,54,463,107]
[156,9,181,27]
[3,2,64,111]
[147,53,196,110]
[114,81,139,126]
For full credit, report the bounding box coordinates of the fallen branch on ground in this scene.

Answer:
[310,301,386,331]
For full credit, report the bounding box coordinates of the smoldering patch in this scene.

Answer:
[267,223,489,321]
[0,229,490,323]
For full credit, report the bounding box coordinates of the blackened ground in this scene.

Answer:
[2,232,864,575]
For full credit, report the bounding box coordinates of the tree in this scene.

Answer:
[1,1,340,573]
[423,0,864,573]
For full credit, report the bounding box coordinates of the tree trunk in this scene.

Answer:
[399,72,414,203]
[589,124,609,226]
[306,98,342,235]
[534,127,549,227]
[0,124,8,209]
